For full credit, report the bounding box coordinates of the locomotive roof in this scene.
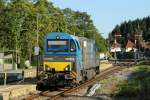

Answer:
[45,32,95,43]
[46,32,78,40]
[46,32,70,39]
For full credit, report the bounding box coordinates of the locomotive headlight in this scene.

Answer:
[65,57,75,61]
[65,67,69,71]
[64,65,70,71]
[45,64,51,71]
[47,67,50,71]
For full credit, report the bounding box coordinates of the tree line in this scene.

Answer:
[109,16,150,48]
[0,0,107,66]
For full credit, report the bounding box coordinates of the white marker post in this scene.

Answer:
[34,46,40,79]
[4,72,7,86]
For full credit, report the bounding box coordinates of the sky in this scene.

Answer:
[50,0,150,38]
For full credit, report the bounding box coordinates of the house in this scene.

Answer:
[126,40,135,52]
[110,41,121,52]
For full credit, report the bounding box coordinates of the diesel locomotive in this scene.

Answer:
[37,32,99,88]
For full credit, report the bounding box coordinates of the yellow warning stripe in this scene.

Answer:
[71,71,77,78]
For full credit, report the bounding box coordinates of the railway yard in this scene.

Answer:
[1,60,147,100]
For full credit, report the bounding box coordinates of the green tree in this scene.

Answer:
[110,16,150,48]
[0,0,108,68]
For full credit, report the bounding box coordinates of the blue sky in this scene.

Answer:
[51,0,150,38]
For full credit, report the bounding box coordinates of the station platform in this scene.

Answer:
[0,68,37,100]
[0,68,36,84]
[0,84,36,100]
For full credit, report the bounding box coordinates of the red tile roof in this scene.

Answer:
[126,40,134,48]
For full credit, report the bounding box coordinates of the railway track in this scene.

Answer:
[113,62,136,67]
[24,62,135,100]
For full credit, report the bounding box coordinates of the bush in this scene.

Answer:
[115,66,150,98]
[115,80,140,97]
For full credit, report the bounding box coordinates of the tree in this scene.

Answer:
[0,0,108,68]
[110,16,150,49]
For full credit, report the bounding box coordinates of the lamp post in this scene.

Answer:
[15,17,28,70]
[36,13,62,79]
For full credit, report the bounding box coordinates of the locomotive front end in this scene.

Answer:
[43,54,76,81]
[38,32,81,88]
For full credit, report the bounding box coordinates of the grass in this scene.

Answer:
[137,60,150,65]
[114,64,150,99]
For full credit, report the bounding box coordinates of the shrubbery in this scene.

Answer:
[115,66,150,99]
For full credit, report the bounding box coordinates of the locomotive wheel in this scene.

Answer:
[36,83,44,91]
[79,80,83,84]
[84,76,88,81]
[96,67,100,74]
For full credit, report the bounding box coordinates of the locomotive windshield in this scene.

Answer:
[47,40,68,52]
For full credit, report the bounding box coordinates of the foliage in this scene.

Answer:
[115,66,150,99]
[137,60,150,65]
[0,0,107,66]
[109,16,150,48]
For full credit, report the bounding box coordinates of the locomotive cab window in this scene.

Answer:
[47,39,68,52]
[70,39,76,52]
[76,40,80,50]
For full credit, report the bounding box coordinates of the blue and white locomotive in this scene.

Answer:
[37,32,99,88]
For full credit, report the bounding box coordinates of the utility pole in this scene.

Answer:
[114,34,121,64]
[134,37,137,63]
[35,13,60,79]
[135,23,143,61]
[134,34,142,63]
[114,37,117,64]
[36,14,39,46]
[36,13,40,79]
